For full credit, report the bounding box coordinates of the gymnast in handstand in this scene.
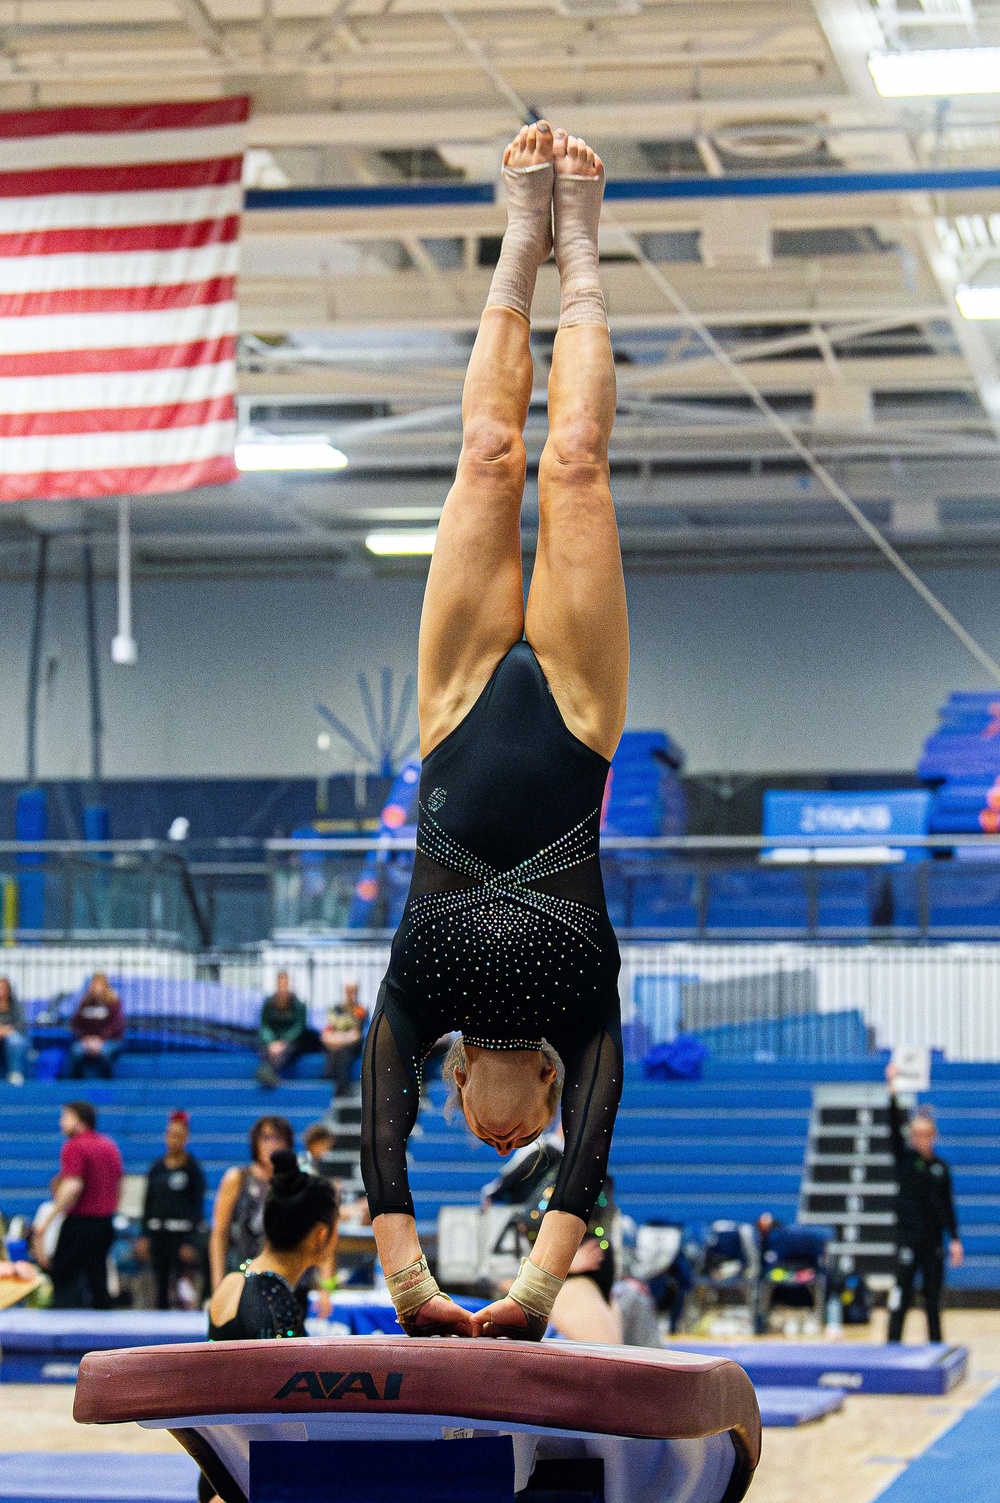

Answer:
[360,120,628,1341]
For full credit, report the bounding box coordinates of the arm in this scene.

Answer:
[189,1158,208,1226]
[283,998,308,1045]
[885,1063,907,1160]
[258,1000,276,1046]
[209,1167,243,1290]
[942,1164,963,1265]
[107,997,125,1041]
[141,1163,154,1233]
[361,996,474,1338]
[34,1176,84,1239]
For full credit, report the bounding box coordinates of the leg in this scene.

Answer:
[887,1245,917,1342]
[84,1219,114,1310]
[150,1233,173,1310]
[5,1029,27,1080]
[921,1244,945,1343]
[327,1044,354,1096]
[67,1041,87,1079]
[525,133,628,761]
[49,1219,84,1309]
[418,123,555,756]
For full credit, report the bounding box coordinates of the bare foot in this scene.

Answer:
[502,119,554,173]
[553,129,603,180]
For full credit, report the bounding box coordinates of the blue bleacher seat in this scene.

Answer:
[705,868,809,934]
[928,869,1000,932]
[814,869,873,932]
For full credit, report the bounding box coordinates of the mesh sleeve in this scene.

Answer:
[547,1010,623,1224]
[360,991,426,1221]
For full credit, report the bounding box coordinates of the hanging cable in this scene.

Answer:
[605,219,1000,685]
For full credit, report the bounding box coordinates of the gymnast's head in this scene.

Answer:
[442,1038,563,1156]
[264,1149,338,1262]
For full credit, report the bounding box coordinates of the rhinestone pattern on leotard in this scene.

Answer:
[399,800,606,1048]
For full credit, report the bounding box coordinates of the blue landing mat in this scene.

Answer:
[667,1340,968,1394]
[874,1386,1000,1503]
[756,1386,845,1426]
[0,1453,198,1503]
[0,1311,207,1383]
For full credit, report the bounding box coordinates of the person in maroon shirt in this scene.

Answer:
[68,972,125,1080]
[33,1101,123,1308]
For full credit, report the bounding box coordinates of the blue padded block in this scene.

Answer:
[668,1341,968,1395]
[250,1439,514,1503]
[0,1452,198,1502]
[874,1385,1000,1503]
[756,1387,845,1427]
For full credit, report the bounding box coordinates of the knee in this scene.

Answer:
[544,416,609,471]
[460,417,525,474]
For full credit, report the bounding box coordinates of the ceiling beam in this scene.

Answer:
[174,0,236,59]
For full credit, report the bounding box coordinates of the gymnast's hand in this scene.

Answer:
[402,1293,478,1338]
[472,1295,546,1342]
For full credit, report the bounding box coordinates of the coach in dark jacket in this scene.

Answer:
[885,1062,963,1343]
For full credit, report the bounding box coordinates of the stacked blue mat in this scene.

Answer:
[919,695,1000,931]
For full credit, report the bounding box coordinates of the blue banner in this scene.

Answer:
[763,789,931,861]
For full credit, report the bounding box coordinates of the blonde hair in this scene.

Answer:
[441,1036,564,1124]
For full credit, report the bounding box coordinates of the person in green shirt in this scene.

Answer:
[256,972,322,1088]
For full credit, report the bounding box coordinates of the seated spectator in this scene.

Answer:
[33,1101,123,1309]
[0,976,28,1085]
[135,1110,207,1311]
[68,973,125,1080]
[300,1122,337,1179]
[256,971,322,1088]
[320,982,366,1098]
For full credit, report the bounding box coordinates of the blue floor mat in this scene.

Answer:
[667,1340,968,1394]
[755,1386,845,1426]
[0,1453,198,1503]
[873,1386,1000,1503]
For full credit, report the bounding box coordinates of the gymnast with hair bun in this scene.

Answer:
[207,1150,337,1341]
[361,121,627,1342]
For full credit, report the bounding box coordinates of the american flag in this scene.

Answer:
[0,97,248,503]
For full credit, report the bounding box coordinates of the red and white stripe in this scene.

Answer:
[0,98,247,503]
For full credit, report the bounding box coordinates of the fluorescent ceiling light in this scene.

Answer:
[956,285,1000,319]
[235,439,348,471]
[869,47,1000,97]
[365,528,438,556]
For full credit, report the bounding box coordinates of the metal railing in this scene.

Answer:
[0,841,208,951]
[266,833,1000,944]
[2,834,1000,950]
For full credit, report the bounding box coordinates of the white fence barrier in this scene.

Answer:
[3,941,1000,1060]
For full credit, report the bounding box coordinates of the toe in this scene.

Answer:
[525,124,537,152]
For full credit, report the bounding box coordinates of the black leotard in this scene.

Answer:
[361,641,623,1226]
[208,1270,305,1340]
